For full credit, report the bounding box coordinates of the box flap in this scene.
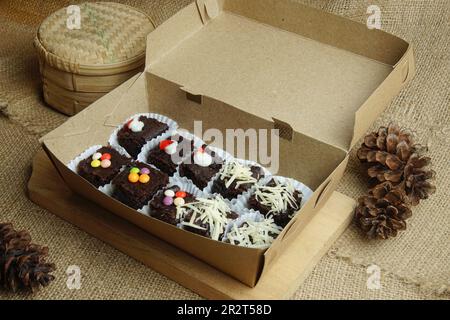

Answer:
[146,0,413,150]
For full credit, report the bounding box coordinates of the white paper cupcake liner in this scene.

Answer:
[109,113,178,159]
[67,144,129,196]
[233,175,314,218]
[136,130,205,166]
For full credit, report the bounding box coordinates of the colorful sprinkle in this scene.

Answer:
[194,150,213,167]
[175,191,187,198]
[163,196,174,206]
[100,159,111,168]
[164,189,175,197]
[128,119,145,132]
[130,167,140,174]
[174,197,185,206]
[140,167,150,175]
[159,140,174,150]
[91,159,101,168]
[164,141,178,155]
[128,173,139,183]
[92,152,102,160]
[101,153,111,161]
[139,174,150,184]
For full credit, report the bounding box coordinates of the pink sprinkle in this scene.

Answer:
[140,168,150,175]
[163,196,174,206]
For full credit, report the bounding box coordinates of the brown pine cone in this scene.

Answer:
[357,123,435,206]
[357,123,414,183]
[355,182,412,239]
[404,153,436,205]
[0,223,56,292]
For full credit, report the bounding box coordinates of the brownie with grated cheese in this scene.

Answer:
[248,179,302,228]
[211,160,265,200]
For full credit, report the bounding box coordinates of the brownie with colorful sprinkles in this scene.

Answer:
[147,136,194,176]
[211,160,265,200]
[117,116,169,158]
[177,196,238,240]
[149,185,196,226]
[77,146,131,188]
[112,162,169,210]
[178,145,223,190]
[248,179,303,228]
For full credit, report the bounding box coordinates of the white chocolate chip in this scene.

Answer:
[164,141,178,155]
[164,189,175,197]
[193,151,213,167]
[129,119,145,132]
[174,197,185,206]
[92,152,102,160]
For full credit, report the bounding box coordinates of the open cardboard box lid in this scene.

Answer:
[142,0,414,151]
[41,0,415,288]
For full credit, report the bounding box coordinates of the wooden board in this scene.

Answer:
[28,150,355,299]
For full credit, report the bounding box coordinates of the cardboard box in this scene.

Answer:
[41,0,414,287]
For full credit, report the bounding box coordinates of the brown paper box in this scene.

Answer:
[41,0,414,287]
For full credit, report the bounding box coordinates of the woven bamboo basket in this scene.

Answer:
[34,2,155,115]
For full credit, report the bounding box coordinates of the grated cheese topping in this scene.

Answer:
[219,160,258,189]
[227,218,282,249]
[177,196,234,240]
[254,180,301,215]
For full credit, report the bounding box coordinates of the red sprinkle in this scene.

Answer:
[159,140,174,150]
[101,153,111,161]
[126,119,133,129]
[175,191,187,198]
[198,147,205,153]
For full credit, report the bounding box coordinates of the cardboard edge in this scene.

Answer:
[145,2,204,69]
[39,74,142,144]
[350,44,416,149]
[222,0,409,65]
[261,154,350,273]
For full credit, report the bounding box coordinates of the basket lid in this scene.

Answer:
[37,2,154,68]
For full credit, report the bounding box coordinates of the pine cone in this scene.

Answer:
[357,123,435,205]
[404,153,436,206]
[355,182,412,239]
[0,223,55,292]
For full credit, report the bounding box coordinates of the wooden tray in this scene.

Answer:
[28,150,355,299]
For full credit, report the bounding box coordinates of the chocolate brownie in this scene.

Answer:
[211,160,265,200]
[147,136,194,176]
[226,219,282,248]
[248,179,302,228]
[178,197,238,240]
[149,185,196,226]
[112,162,169,210]
[117,116,169,158]
[77,146,130,188]
[178,145,223,190]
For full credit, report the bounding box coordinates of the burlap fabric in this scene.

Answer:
[0,0,448,299]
